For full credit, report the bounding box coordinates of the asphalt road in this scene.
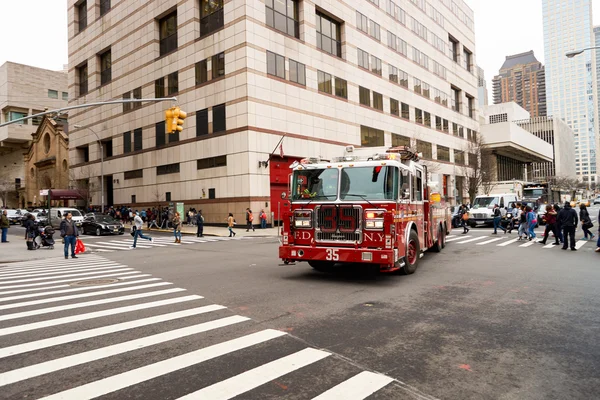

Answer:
[1,215,599,399]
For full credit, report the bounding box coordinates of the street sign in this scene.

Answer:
[39,189,49,196]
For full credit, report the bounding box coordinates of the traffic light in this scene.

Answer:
[164,106,187,133]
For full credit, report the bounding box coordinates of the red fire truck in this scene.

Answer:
[279,146,452,274]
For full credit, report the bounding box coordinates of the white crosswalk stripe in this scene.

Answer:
[0,255,398,399]
[81,235,264,253]
[456,236,487,244]
[447,232,598,250]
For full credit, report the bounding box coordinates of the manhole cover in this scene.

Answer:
[69,278,121,287]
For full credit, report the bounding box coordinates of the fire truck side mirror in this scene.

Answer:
[402,189,411,199]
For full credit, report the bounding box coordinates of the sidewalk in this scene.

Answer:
[0,231,64,264]
[145,224,281,238]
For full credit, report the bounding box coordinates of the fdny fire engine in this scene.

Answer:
[279,146,452,274]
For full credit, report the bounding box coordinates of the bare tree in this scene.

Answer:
[151,186,162,204]
[461,135,495,201]
[0,180,13,208]
[68,166,96,208]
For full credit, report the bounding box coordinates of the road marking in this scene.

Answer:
[0,304,225,359]
[497,238,520,247]
[122,238,177,246]
[0,282,172,311]
[181,348,331,400]
[476,237,504,245]
[92,248,115,252]
[41,329,287,400]
[0,277,160,303]
[445,235,455,239]
[456,236,487,244]
[0,261,119,277]
[519,241,536,247]
[0,268,132,285]
[0,264,127,280]
[118,239,167,247]
[0,287,186,322]
[96,241,149,249]
[0,272,144,291]
[543,243,556,249]
[445,236,469,242]
[575,240,589,249]
[0,315,250,387]
[85,243,133,250]
[0,258,109,273]
[312,371,394,400]
[0,295,202,336]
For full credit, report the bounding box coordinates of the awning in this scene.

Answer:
[47,189,87,200]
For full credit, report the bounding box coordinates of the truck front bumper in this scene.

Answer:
[279,245,396,265]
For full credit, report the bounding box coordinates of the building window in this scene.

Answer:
[449,35,459,63]
[463,47,472,72]
[48,89,58,99]
[389,65,398,83]
[356,11,368,34]
[267,51,285,79]
[392,133,410,147]
[103,139,113,157]
[77,63,88,96]
[469,152,477,168]
[443,119,449,133]
[167,71,178,95]
[77,1,87,32]
[387,31,397,51]
[213,103,226,133]
[390,98,399,116]
[317,71,332,94]
[452,122,458,136]
[422,82,430,98]
[398,38,407,56]
[157,163,180,175]
[335,77,347,99]
[454,150,465,165]
[124,169,143,180]
[489,113,508,124]
[159,12,178,56]
[123,131,132,154]
[131,195,136,203]
[435,116,442,130]
[155,77,165,98]
[369,20,380,41]
[401,102,409,119]
[357,48,369,69]
[195,59,208,85]
[451,87,461,112]
[399,70,408,88]
[155,121,166,147]
[289,59,306,85]
[99,49,112,85]
[100,0,111,16]
[424,111,431,127]
[212,52,225,79]
[200,0,224,37]
[371,55,382,76]
[437,145,450,162]
[132,87,142,109]
[266,0,299,38]
[373,92,383,111]
[122,92,131,112]
[360,125,384,147]
[466,94,475,118]
[413,78,422,95]
[62,92,68,101]
[196,108,208,136]
[208,188,215,199]
[316,11,342,58]
[417,140,432,159]
[415,108,423,124]
[166,192,172,201]
[359,86,370,107]
[197,155,227,170]
[133,128,142,151]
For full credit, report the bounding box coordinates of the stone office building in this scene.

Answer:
[68,0,479,222]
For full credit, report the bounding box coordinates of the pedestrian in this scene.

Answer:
[557,201,578,251]
[59,212,79,259]
[553,204,564,244]
[508,203,520,234]
[259,209,268,229]
[595,207,600,252]
[246,208,255,232]
[578,204,595,240]
[23,214,37,250]
[172,211,182,243]
[228,212,236,237]
[492,204,506,234]
[538,204,560,245]
[526,206,537,240]
[130,211,154,249]
[459,204,470,234]
[517,205,528,240]
[196,210,204,237]
[0,210,9,243]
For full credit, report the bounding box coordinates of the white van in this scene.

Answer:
[48,208,85,228]
[468,193,519,226]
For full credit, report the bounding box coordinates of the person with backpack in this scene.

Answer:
[579,204,594,241]
[558,201,578,251]
[172,212,182,243]
[246,208,255,232]
[196,210,204,237]
[492,204,506,234]
[459,204,470,234]
[517,204,528,240]
[130,211,154,249]
[259,209,268,229]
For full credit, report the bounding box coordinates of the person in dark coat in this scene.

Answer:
[553,204,563,244]
[23,214,37,250]
[196,210,204,237]
[579,204,594,240]
[539,204,560,245]
[60,212,80,259]
[557,202,578,251]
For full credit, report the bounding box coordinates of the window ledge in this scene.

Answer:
[156,49,178,61]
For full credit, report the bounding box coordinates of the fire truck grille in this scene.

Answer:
[315,206,362,243]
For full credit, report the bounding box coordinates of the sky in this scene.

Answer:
[0,0,598,83]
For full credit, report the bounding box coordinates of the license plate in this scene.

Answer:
[114,229,118,232]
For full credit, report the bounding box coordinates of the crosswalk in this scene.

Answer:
[82,235,255,253]
[0,255,407,399]
[446,233,597,250]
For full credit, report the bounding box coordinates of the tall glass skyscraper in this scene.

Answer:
[543,0,599,184]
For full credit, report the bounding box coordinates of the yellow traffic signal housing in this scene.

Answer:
[165,108,175,133]
[171,107,187,133]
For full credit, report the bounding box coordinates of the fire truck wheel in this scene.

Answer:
[402,230,420,275]
[308,261,335,272]
[432,224,444,253]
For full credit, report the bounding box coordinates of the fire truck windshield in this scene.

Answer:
[292,168,338,200]
[340,166,398,200]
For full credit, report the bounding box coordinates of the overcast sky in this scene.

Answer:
[0,0,598,87]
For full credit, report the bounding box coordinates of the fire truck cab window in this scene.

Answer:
[340,166,398,200]
[412,169,423,201]
[292,169,338,200]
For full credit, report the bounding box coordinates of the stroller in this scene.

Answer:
[34,225,56,249]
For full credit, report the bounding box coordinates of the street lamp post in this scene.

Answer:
[565,46,600,58]
[73,124,104,213]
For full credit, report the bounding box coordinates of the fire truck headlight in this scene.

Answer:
[365,209,385,230]
[374,220,384,229]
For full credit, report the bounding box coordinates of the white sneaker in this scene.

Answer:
[129,245,135,249]
[151,237,154,243]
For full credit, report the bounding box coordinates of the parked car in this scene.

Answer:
[81,214,125,236]
[5,209,22,225]
[20,212,49,227]
[594,196,600,205]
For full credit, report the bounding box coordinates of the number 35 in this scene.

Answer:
[325,248,339,261]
